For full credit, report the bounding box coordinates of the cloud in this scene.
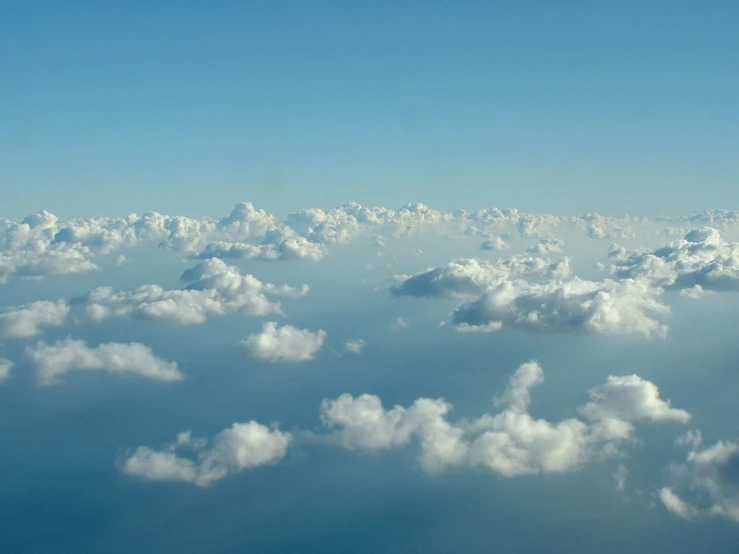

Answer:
[123,421,292,487]
[659,487,699,520]
[480,236,510,251]
[610,228,739,294]
[84,258,309,325]
[455,322,503,333]
[317,361,689,477]
[391,256,572,299]
[579,375,691,426]
[26,338,183,385]
[191,236,327,262]
[0,358,13,384]
[344,339,366,354]
[241,322,326,362]
[0,300,70,338]
[526,238,564,255]
[452,278,670,337]
[661,440,739,523]
[395,316,410,328]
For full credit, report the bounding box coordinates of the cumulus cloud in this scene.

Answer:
[191,236,327,262]
[0,300,70,338]
[26,338,183,385]
[610,228,739,294]
[123,421,292,487]
[451,277,670,338]
[660,440,739,523]
[344,339,366,354]
[0,358,13,384]
[391,256,572,299]
[317,361,689,477]
[83,258,308,325]
[480,236,510,251]
[526,238,564,255]
[241,322,326,362]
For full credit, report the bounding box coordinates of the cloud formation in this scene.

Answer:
[241,322,326,362]
[84,258,309,325]
[391,256,572,299]
[660,440,739,523]
[123,422,292,487]
[0,358,12,384]
[318,361,689,476]
[0,300,69,338]
[610,228,739,293]
[344,339,366,354]
[26,338,183,385]
[451,278,670,337]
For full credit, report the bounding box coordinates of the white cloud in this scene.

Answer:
[317,362,689,477]
[610,228,739,293]
[675,430,703,450]
[344,339,366,354]
[241,322,326,362]
[391,256,572,299]
[0,300,69,338]
[659,487,699,520]
[84,258,309,325]
[451,278,670,338]
[661,440,739,523]
[0,358,13,384]
[526,238,564,255]
[480,236,510,251]
[123,421,292,487]
[26,338,183,385]
[579,375,691,426]
[455,321,503,333]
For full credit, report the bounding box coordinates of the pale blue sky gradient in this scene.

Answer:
[2,1,738,218]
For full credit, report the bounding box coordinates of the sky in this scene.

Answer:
[2,1,739,218]
[3,3,739,554]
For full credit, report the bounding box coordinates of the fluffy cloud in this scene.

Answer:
[660,440,739,523]
[526,238,564,255]
[84,258,308,325]
[480,236,510,251]
[391,256,572,299]
[451,278,670,337]
[318,361,689,477]
[344,339,366,354]
[0,300,70,338]
[610,228,739,293]
[26,338,183,385]
[241,322,326,362]
[123,422,292,487]
[0,358,13,384]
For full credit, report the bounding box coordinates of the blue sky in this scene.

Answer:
[2,1,739,218]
